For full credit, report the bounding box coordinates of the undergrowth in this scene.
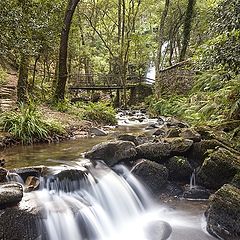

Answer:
[75,102,117,125]
[148,72,240,125]
[0,103,65,144]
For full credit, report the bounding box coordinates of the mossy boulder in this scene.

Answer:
[179,128,201,142]
[131,160,169,195]
[164,137,193,155]
[85,140,137,166]
[187,140,222,168]
[231,172,240,188]
[165,156,193,182]
[206,184,240,240]
[0,168,7,182]
[0,183,23,209]
[197,148,240,189]
[0,206,40,240]
[136,142,171,162]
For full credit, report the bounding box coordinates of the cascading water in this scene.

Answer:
[32,161,167,240]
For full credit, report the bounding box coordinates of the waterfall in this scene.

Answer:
[33,161,165,240]
[190,169,197,189]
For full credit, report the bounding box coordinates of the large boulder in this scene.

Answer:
[0,183,23,209]
[179,128,201,142]
[0,168,7,182]
[144,220,172,240]
[164,137,193,154]
[0,206,40,240]
[43,168,87,192]
[136,142,171,162]
[13,167,41,182]
[206,184,240,240]
[165,156,193,182]
[85,140,137,166]
[197,148,240,189]
[89,127,108,136]
[117,134,143,145]
[131,160,168,195]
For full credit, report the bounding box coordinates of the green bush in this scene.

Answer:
[149,74,240,125]
[79,102,117,125]
[0,103,65,144]
[0,66,7,85]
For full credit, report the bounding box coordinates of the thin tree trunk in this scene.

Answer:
[54,0,80,102]
[17,54,29,103]
[179,0,196,61]
[31,55,40,91]
[155,0,170,98]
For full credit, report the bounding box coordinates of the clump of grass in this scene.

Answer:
[0,66,7,85]
[0,103,65,144]
[76,102,117,125]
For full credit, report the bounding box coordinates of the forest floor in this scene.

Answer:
[0,73,96,151]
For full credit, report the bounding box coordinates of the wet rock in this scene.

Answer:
[25,176,40,192]
[89,127,108,136]
[13,168,41,182]
[165,117,189,128]
[131,160,168,195]
[0,206,40,240]
[146,123,160,130]
[117,134,138,145]
[159,181,184,198]
[85,140,137,166]
[183,186,210,199]
[165,156,192,182]
[197,148,239,189]
[0,183,23,209]
[231,172,240,188]
[136,142,171,162]
[206,184,240,240]
[166,128,180,138]
[0,167,7,182]
[153,128,167,137]
[187,140,222,168]
[53,169,85,181]
[179,128,201,142]
[145,220,172,240]
[164,137,193,154]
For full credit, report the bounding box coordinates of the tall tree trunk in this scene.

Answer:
[155,0,170,98]
[54,0,80,102]
[31,55,40,91]
[179,0,196,61]
[17,54,29,103]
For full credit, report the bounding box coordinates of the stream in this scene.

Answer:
[3,111,217,240]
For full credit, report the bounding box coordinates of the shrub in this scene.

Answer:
[80,102,117,125]
[0,66,7,85]
[0,103,64,144]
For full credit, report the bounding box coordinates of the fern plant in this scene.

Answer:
[0,103,64,144]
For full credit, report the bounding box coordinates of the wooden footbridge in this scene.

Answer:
[68,73,154,106]
[69,74,153,91]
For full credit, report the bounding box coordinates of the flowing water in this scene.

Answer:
[4,113,217,240]
[20,161,216,240]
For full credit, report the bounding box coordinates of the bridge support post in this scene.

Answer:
[113,89,121,108]
[129,87,137,106]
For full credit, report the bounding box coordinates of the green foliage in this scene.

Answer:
[0,103,64,144]
[149,73,240,125]
[0,66,7,85]
[76,102,117,125]
[195,30,240,74]
[194,0,240,74]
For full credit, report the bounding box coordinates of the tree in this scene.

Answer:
[54,0,81,102]
[155,0,170,98]
[179,0,196,61]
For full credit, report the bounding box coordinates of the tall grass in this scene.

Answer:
[0,103,64,144]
